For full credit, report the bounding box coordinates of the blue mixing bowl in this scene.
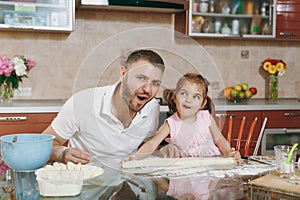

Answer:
[0,134,55,171]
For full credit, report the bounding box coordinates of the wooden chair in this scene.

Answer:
[217,116,268,156]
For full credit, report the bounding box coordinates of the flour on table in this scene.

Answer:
[122,156,234,169]
[121,157,277,178]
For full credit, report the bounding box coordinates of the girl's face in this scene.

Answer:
[174,80,207,120]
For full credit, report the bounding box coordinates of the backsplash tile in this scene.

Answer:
[0,10,299,100]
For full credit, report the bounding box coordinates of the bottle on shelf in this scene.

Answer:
[261,2,269,16]
[202,19,214,33]
[221,23,231,34]
[209,0,214,13]
[193,0,199,12]
[232,19,240,35]
[221,2,230,14]
[214,20,221,33]
[244,0,254,15]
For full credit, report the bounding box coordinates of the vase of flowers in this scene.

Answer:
[0,55,36,102]
[262,58,287,103]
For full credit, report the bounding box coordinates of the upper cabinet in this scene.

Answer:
[177,0,276,38]
[276,0,300,39]
[0,0,74,32]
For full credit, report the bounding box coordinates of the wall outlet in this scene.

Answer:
[14,87,32,97]
[241,50,249,59]
[211,81,220,90]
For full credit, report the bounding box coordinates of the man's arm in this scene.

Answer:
[42,125,90,164]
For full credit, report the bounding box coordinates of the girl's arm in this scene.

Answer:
[122,121,171,162]
[209,114,242,164]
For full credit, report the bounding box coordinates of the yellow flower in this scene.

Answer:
[263,61,271,71]
[268,64,277,74]
[262,59,287,76]
[276,62,284,72]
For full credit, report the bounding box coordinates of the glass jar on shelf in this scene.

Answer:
[199,0,209,13]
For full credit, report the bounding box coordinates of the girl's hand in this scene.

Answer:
[158,143,183,158]
[229,148,243,165]
[120,155,137,166]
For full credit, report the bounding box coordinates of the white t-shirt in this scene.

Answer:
[51,82,160,161]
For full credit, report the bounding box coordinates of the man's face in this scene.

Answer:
[121,60,163,112]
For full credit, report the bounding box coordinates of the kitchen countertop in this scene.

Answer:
[213,98,300,111]
[0,98,299,113]
[0,99,65,113]
[161,98,300,112]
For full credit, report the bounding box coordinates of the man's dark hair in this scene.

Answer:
[125,50,165,72]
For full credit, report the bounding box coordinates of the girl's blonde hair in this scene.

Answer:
[163,73,215,114]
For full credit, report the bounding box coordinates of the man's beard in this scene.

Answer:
[122,77,143,113]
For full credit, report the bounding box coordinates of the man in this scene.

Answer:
[42,49,168,164]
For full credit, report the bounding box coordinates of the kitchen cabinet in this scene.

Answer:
[175,0,276,38]
[0,0,74,32]
[214,109,300,156]
[214,110,262,156]
[276,0,300,39]
[262,110,300,128]
[0,113,57,136]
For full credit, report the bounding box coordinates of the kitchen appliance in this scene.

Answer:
[261,128,300,155]
[77,0,188,13]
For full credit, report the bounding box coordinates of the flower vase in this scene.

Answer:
[0,83,14,103]
[269,74,278,103]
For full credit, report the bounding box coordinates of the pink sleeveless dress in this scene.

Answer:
[167,177,217,200]
[166,110,221,157]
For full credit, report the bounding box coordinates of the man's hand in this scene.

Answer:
[158,143,182,158]
[60,147,91,164]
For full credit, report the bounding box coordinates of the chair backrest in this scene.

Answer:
[217,115,268,156]
[233,116,258,156]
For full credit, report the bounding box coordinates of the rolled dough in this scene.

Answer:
[122,157,234,168]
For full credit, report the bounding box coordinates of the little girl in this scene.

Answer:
[122,73,242,164]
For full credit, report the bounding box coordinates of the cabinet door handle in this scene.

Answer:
[284,112,300,117]
[215,114,236,118]
[0,116,27,121]
[279,32,298,36]
[285,129,300,133]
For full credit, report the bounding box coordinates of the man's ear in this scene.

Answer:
[120,66,126,81]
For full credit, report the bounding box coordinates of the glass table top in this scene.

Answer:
[0,157,300,200]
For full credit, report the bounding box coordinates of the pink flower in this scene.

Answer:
[26,58,36,70]
[0,54,36,90]
[0,55,14,77]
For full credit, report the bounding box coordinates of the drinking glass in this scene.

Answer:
[290,159,300,185]
[274,145,297,178]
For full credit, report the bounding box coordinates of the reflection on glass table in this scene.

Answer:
[0,156,299,199]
